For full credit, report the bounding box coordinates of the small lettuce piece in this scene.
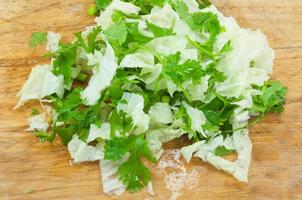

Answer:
[15,64,64,109]
[117,92,150,134]
[104,22,128,45]
[183,75,210,101]
[148,102,173,124]
[147,128,184,159]
[182,101,207,137]
[68,135,104,163]
[95,0,141,30]
[99,159,126,196]
[120,51,154,69]
[82,42,118,105]
[146,35,187,56]
[26,113,49,132]
[143,4,178,29]
[87,123,111,143]
[46,31,61,53]
[181,121,251,183]
[216,29,274,98]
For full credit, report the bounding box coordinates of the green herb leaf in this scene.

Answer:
[29,32,47,48]
[95,0,112,11]
[109,110,134,136]
[251,81,287,114]
[104,134,156,192]
[214,145,235,156]
[146,21,174,37]
[52,42,78,87]
[104,22,128,45]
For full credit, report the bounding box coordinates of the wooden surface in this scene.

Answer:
[0,0,302,199]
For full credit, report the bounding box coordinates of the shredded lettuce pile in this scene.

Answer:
[16,0,287,196]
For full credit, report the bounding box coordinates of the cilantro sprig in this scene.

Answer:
[104,134,156,192]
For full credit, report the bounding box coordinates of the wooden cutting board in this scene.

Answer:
[0,0,301,199]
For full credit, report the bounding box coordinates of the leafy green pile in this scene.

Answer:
[19,0,287,195]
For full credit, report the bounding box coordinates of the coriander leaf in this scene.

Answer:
[104,135,156,192]
[214,145,235,156]
[173,1,223,56]
[219,40,233,55]
[161,52,205,86]
[112,10,126,24]
[75,26,102,53]
[109,110,134,136]
[51,89,102,145]
[104,136,129,161]
[95,0,112,11]
[146,21,174,37]
[29,32,47,48]
[52,42,78,87]
[53,125,74,145]
[104,22,128,45]
[126,22,153,44]
[34,129,56,143]
[125,0,167,14]
[251,80,287,114]
[118,152,151,192]
[52,88,83,113]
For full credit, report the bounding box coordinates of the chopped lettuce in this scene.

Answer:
[15,64,64,109]
[81,42,118,105]
[26,113,49,132]
[68,135,104,163]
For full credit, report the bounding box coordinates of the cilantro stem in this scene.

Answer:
[222,114,266,134]
[75,72,88,81]
[186,35,215,60]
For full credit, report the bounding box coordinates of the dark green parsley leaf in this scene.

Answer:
[146,21,174,37]
[29,32,47,48]
[214,145,235,156]
[104,134,156,192]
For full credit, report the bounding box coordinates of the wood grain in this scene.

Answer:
[0,0,302,199]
